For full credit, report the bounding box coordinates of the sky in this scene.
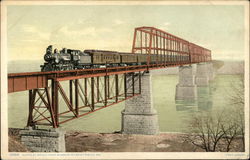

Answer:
[6,3,247,61]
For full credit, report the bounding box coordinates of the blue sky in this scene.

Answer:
[7,3,247,61]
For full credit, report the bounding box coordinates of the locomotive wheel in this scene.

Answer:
[41,63,53,72]
[67,64,73,70]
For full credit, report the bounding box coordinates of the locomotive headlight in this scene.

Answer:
[44,53,53,62]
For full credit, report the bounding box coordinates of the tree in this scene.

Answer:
[184,112,224,152]
[228,74,245,151]
[183,110,244,152]
[183,74,245,152]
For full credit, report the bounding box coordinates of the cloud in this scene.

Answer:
[158,22,171,31]
[21,25,37,32]
[21,24,50,42]
[163,22,170,26]
[114,19,125,25]
[59,26,96,37]
[58,25,112,38]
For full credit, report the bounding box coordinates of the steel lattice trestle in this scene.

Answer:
[8,62,195,128]
[26,72,142,128]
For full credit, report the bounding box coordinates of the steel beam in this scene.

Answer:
[58,83,75,114]
[124,73,127,98]
[104,75,107,106]
[8,75,48,93]
[69,80,73,105]
[45,87,56,128]
[75,79,79,116]
[107,75,110,99]
[97,76,100,102]
[139,72,141,94]
[52,79,59,127]
[91,77,95,111]
[132,73,135,96]
[27,90,34,126]
[115,74,119,102]
[84,78,88,106]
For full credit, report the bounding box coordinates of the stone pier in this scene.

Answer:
[175,65,197,100]
[20,127,65,152]
[195,63,210,86]
[121,72,159,135]
[207,62,215,81]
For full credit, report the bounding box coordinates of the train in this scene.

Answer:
[40,44,211,72]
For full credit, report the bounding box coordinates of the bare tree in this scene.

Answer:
[184,112,225,152]
[228,74,245,151]
[183,110,244,152]
[220,113,240,152]
[229,74,244,105]
[184,74,245,152]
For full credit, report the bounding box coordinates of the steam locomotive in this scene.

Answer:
[41,45,210,72]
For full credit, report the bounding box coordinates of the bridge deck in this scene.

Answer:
[8,62,194,93]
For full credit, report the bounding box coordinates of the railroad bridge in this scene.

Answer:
[7,27,214,152]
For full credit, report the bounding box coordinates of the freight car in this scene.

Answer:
[41,43,210,72]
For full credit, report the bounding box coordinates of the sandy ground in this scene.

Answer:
[65,131,199,152]
[8,128,29,152]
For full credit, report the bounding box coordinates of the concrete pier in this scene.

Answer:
[20,127,65,152]
[195,63,210,86]
[121,72,159,135]
[175,65,197,100]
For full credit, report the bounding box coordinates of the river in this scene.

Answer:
[8,71,243,133]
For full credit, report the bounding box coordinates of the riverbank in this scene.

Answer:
[8,128,243,152]
[8,128,198,152]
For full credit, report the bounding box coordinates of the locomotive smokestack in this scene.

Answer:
[46,45,53,54]
[44,45,54,62]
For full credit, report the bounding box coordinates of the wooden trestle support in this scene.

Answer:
[26,72,142,128]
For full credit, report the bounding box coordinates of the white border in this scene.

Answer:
[1,1,8,158]
[1,1,249,159]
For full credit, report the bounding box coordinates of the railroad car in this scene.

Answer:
[84,50,120,66]
[120,52,138,65]
[137,54,147,64]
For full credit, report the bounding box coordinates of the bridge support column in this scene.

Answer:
[20,127,65,152]
[207,62,215,81]
[121,72,159,135]
[196,63,210,86]
[175,65,197,100]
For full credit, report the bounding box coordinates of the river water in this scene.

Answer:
[8,71,242,133]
